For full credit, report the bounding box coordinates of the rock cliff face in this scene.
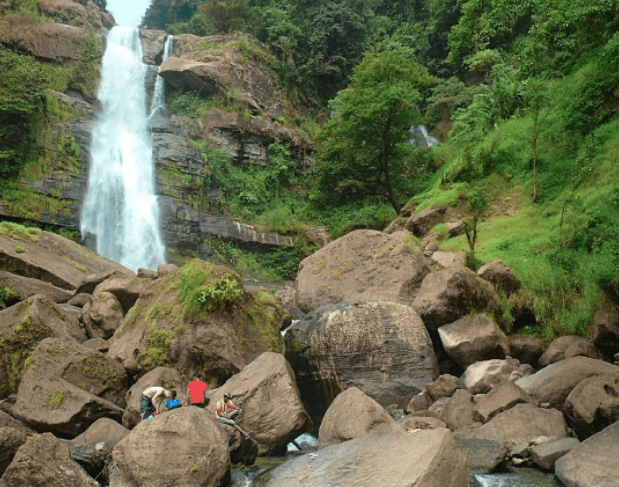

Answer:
[0,6,310,268]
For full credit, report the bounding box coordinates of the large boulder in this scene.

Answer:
[459,403,568,447]
[0,432,98,487]
[426,374,467,401]
[0,227,133,291]
[12,337,127,437]
[563,374,619,439]
[444,389,476,431]
[438,314,510,367]
[0,271,72,306]
[403,207,447,236]
[263,430,469,487]
[295,230,430,312]
[285,301,438,421]
[122,366,183,429]
[477,259,521,295]
[206,352,311,455]
[555,421,619,487]
[454,437,508,473]
[461,357,522,394]
[82,291,124,339]
[515,356,619,410]
[110,407,230,487]
[539,335,602,367]
[473,380,535,423]
[73,418,130,450]
[530,438,580,471]
[107,260,288,380]
[0,295,87,397]
[507,334,543,366]
[318,387,403,447]
[91,274,149,313]
[412,263,502,332]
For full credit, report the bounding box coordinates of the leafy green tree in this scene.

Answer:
[315,50,438,213]
[462,183,489,263]
[199,0,252,34]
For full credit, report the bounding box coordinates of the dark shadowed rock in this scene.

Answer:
[0,271,72,306]
[412,263,502,332]
[264,430,469,487]
[12,337,127,437]
[477,259,521,295]
[122,367,183,429]
[530,437,580,471]
[555,421,619,487]
[444,389,476,431]
[515,356,619,410]
[318,387,403,447]
[218,423,259,466]
[474,380,535,423]
[563,374,619,439]
[564,339,604,361]
[403,207,447,236]
[68,293,93,308]
[439,314,509,367]
[285,301,438,419]
[405,390,433,413]
[459,403,568,448]
[462,357,521,394]
[73,417,130,450]
[539,335,591,367]
[110,407,230,487]
[206,352,311,455]
[0,432,97,487]
[0,295,87,397]
[426,374,467,401]
[0,427,27,476]
[92,274,149,313]
[508,334,543,366]
[592,297,619,356]
[295,230,430,312]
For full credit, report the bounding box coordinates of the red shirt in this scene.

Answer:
[187,379,208,404]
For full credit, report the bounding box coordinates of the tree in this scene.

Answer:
[315,50,438,213]
[462,182,489,261]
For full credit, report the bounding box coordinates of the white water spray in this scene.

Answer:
[81,27,166,271]
[149,35,173,118]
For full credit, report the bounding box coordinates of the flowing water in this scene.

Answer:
[81,26,166,272]
[149,35,173,118]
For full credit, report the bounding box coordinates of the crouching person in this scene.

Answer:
[216,392,250,438]
[141,386,175,420]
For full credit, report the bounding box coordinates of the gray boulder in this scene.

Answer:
[530,437,580,471]
[515,356,619,410]
[474,381,535,423]
[264,430,469,487]
[461,357,521,394]
[412,264,502,332]
[318,387,403,447]
[439,314,509,367]
[0,432,98,487]
[477,259,521,295]
[555,421,619,487]
[285,301,438,411]
[110,407,230,487]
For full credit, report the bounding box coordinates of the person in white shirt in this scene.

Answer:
[141,386,174,420]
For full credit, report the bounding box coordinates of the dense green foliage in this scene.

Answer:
[315,51,438,212]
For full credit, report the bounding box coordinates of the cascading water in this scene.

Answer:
[81,26,166,272]
[149,35,173,118]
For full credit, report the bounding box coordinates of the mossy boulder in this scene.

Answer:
[107,259,290,383]
[11,337,127,437]
[0,294,87,398]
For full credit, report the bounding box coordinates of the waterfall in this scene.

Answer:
[149,35,173,118]
[409,125,440,147]
[81,26,166,272]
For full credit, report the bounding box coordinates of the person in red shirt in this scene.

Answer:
[186,376,210,408]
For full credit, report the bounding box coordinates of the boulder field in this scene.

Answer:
[1,223,619,486]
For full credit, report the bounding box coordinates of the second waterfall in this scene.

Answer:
[81,26,167,272]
